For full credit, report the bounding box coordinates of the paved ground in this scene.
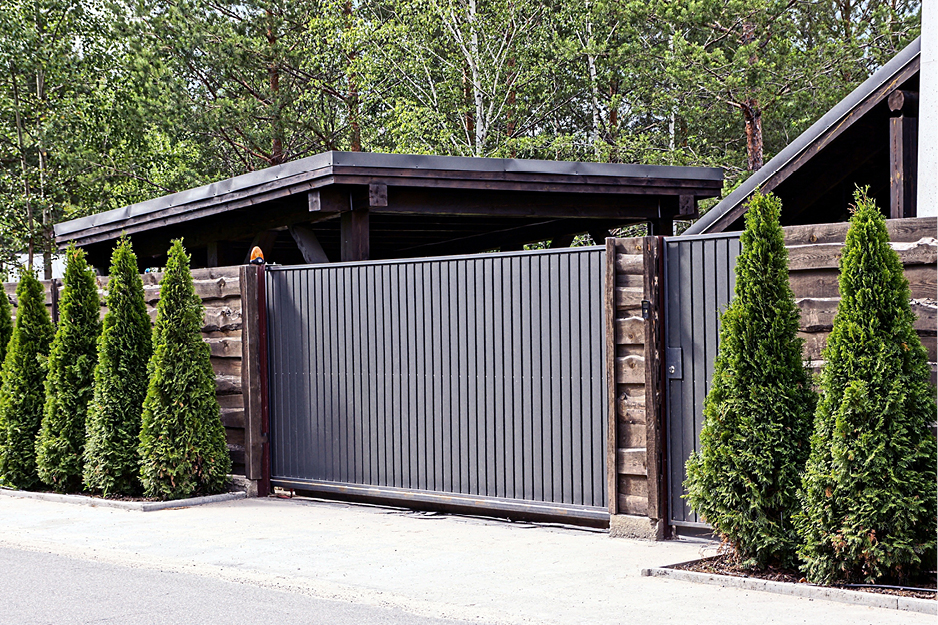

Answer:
[0,494,930,624]
[0,546,469,625]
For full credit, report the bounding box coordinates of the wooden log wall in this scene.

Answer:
[607,216,936,534]
[2,265,248,476]
[783,217,937,381]
[605,236,662,522]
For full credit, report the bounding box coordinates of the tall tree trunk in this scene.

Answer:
[344,1,361,152]
[10,64,33,271]
[742,98,763,171]
[467,0,484,155]
[266,9,284,165]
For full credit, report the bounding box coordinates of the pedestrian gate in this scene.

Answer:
[663,232,741,528]
[265,248,608,520]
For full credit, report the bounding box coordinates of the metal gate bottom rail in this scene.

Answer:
[272,478,610,523]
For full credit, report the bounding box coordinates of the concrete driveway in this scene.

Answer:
[0,495,929,624]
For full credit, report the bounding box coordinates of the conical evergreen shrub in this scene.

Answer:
[36,248,102,492]
[0,271,55,489]
[796,190,937,584]
[684,192,816,568]
[84,237,152,496]
[138,239,229,499]
[0,285,12,365]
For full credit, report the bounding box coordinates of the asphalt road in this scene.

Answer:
[0,546,471,625]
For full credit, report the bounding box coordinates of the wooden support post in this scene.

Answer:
[240,264,270,495]
[206,241,220,267]
[341,208,370,261]
[288,224,330,264]
[50,278,60,325]
[549,233,575,248]
[642,236,664,533]
[647,218,673,236]
[589,229,610,245]
[888,89,919,220]
[604,237,618,516]
[678,195,697,217]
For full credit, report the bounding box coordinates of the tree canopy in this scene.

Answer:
[0,0,921,269]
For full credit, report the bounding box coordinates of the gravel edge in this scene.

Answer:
[0,487,246,511]
[641,566,937,615]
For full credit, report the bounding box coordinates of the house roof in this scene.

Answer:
[685,36,921,235]
[56,151,721,244]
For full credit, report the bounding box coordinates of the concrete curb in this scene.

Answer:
[641,566,937,615]
[0,487,246,511]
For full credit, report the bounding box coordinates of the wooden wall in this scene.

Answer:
[2,265,248,476]
[605,236,662,524]
[784,217,936,381]
[607,216,936,535]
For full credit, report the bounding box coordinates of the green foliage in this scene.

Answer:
[0,286,12,364]
[0,270,54,488]
[796,190,937,585]
[83,237,152,496]
[684,192,816,568]
[138,240,229,500]
[35,247,101,492]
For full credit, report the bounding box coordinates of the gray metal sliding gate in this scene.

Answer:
[663,232,741,528]
[265,247,608,519]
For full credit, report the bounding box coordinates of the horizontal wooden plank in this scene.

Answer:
[147,305,243,332]
[207,337,242,358]
[790,265,936,300]
[216,375,242,395]
[616,273,644,288]
[787,238,937,271]
[220,407,245,429]
[615,317,644,345]
[617,494,649,516]
[210,357,242,378]
[617,474,649,498]
[617,419,647,448]
[614,239,647,256]
[615,253,644,275]
[217,393,244,410]
[800,331,937,362]
[228,447,246,467]
[615,287,643,308]
[797,298,937,334]
[783,216,936,246]
[225,427,245,447]
[617,447,647,476]
[615,355,645,384]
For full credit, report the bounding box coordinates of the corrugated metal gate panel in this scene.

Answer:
[664,233,741,526]
[265,248,607,512]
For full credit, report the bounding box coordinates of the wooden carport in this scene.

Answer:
[55,152,722,269]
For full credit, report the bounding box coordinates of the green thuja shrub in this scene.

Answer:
[0,285,13,364]
[796,190,937,585]
[36,248,102,492]
[685,192,816,568]
[139,239,229,500]
[0,271,55,489]
[84,237,153,496]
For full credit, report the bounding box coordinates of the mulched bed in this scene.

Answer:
[674,553,937,601]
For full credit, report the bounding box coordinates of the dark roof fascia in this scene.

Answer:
[683,36,921,235]
[55,151,722,243]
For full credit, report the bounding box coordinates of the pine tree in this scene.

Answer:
[35,247,101,492]
[0,286,12,364]
[796,190,937,585]
[0,271,55,489]
[83,237,152,496]
[138,239,229,500]
[684,192,816,568]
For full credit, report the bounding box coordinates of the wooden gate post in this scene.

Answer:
[240,263,271,496]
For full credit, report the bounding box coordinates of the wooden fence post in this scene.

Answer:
[642,236,665,537]
[240,264,270,496]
